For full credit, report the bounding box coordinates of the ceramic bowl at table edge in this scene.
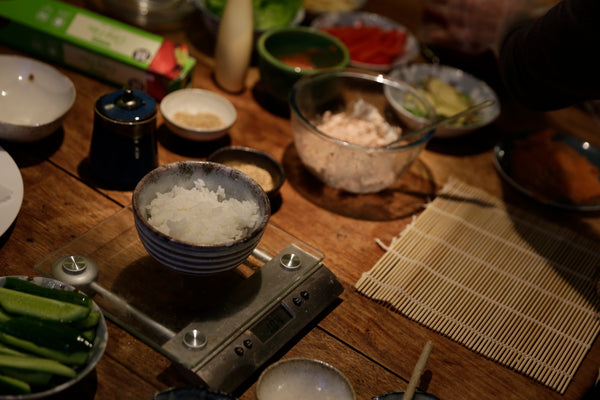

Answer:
[256,358,356,400]
[386,63,500,138]
[207,146,285,199]
[0,55,76,143]
[159,88,237,142]
[132,161,271,275]
[0,276,107,400]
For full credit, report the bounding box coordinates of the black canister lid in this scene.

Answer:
[95,89,156,123]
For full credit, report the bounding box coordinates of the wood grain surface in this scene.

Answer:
[1,1,599,399]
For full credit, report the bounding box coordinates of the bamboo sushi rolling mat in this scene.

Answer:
[355,179,600,393]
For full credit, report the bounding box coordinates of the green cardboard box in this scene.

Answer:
[0,0,196,99]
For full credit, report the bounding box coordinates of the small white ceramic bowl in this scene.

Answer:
[387,63,500,138]
[257,358,356,400]
[160,88,237,141]
[132,161,271,275]
[0,276,107,400]
[311,11,419,72]
[0,55,76,142]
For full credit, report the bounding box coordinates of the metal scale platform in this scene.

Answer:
[34,206,344,393]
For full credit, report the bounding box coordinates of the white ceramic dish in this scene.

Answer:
[256,358,356,400]
[387,63,500,138]
[0,276,108,399]
[0,55,75,142]
[0,146,24,238]
[311,11,419,72]
[160,88,237,142]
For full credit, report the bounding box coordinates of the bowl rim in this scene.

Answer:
[289,70,437,151]
[159,88,237,135]
[257,357,356,400]
[256,26,350,74]
[206,146,286,196]
[132,161,271,249]
[0,54,76,129]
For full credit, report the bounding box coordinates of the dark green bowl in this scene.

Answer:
[256,26,350,104]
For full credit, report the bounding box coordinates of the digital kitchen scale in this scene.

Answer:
[34,206,344,393]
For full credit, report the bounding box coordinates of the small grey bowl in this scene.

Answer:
[207,146,285,199]
[132,161,271,275]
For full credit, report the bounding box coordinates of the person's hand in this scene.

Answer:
[420,0,519,54]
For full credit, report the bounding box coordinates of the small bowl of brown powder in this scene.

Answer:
[208,146,285,200]
[160,88,237,141]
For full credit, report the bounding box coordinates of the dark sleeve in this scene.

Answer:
[499,0,600,110]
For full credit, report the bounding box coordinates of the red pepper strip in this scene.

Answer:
[322,25,407,65]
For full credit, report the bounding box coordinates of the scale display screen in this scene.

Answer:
[251,303,294,342]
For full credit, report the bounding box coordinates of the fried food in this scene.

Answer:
[509,129,600,204]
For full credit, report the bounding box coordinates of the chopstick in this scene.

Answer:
[404,340,434,400]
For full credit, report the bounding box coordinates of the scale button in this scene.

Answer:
[301,291,309,300]
[292,297,303,306]
[235,347,244,356]
[244,339,253,349]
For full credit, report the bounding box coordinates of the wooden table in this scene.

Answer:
[1,1,600,399]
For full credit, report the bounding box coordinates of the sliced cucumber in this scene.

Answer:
[0,309,10,323]
[0,287,90,323]
[3,277,92,308]
[0,343,27,357]
[0,354,76,378]
[0,332,89,366]
[0,367,52,385]
[0,317,93,353]
[0,373,30,395]
[70,311,101,331]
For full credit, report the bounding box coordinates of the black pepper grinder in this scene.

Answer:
[89,89,158,188]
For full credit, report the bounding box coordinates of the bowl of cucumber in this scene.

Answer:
[0,276,107,399]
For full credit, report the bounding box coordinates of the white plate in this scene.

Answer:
[0,146,23,237]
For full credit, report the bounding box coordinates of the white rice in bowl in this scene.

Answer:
[146,179,260,245]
